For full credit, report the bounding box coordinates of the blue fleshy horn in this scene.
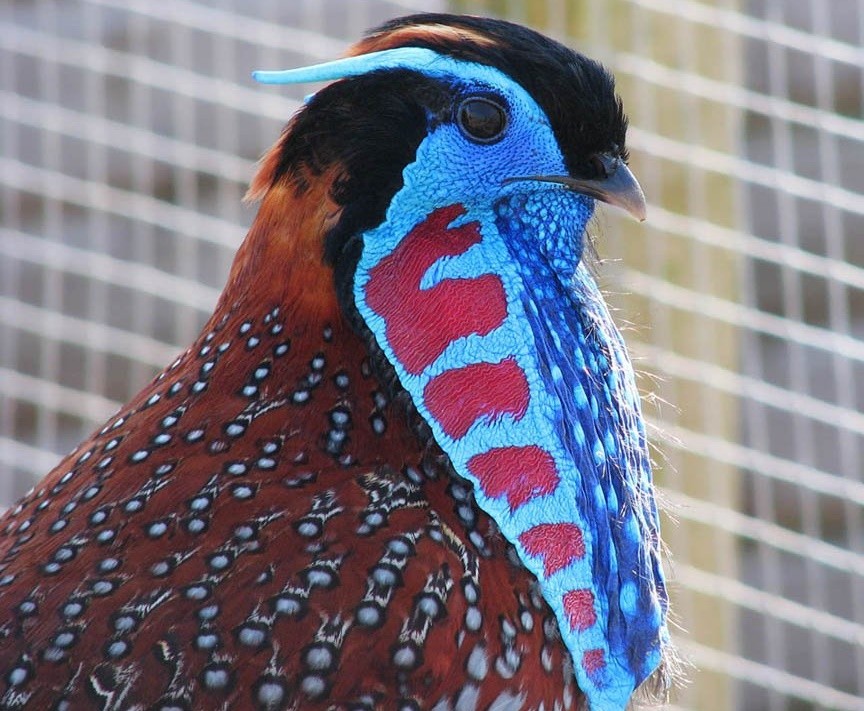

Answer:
[252,47,444,85]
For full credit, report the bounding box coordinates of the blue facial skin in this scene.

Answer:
[329,51,669,711]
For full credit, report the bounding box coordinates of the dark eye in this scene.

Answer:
[456,97,507,143]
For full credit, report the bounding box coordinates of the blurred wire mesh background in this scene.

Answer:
[1,0,862,709]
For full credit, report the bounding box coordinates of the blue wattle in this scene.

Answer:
[356,183,669,710]
[494,189,669,683]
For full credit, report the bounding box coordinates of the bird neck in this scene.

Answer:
[51,176,426,512]
[159,175,413,466]
[220,171,344,331]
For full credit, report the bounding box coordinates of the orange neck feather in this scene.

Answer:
[217,150,345,330]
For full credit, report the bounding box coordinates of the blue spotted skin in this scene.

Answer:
[495,189,669,684]
[348,51,669,710]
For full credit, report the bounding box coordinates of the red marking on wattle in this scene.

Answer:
[424,358,529,440]
[467,445,559,511]
[364,204,507,375]
[519,523,586,577]
[563,588,597,631]
[582,648,606,676]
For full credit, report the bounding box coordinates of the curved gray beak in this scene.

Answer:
[504,153,647,222]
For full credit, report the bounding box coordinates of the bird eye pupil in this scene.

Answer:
[457,98,507,143]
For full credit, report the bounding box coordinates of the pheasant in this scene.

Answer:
[0,14,671,711]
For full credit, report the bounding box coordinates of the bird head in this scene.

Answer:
[247,15,646,309]
[250,14,669,710]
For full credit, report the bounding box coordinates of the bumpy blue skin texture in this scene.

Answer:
[495,190,669,683]
[309,50,671,711]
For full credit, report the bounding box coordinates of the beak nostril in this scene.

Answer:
[588,152,623,181]
[589,154,609,180]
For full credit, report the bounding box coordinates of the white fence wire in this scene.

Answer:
[1,1,862,710]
